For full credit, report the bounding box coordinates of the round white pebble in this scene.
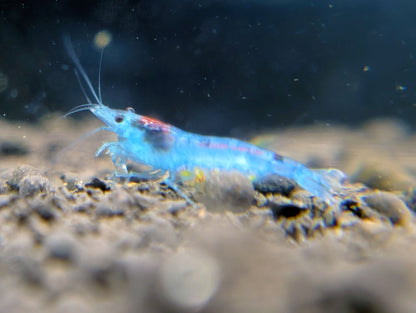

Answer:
[158,249,220,309]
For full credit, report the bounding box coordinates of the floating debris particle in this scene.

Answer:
[94,30,112,49]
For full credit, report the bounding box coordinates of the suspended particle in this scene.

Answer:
[363,65,371,72]
[94,30,112,49]
[396,85,407,91]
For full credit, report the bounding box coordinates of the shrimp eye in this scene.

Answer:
[126,106,135,113]
[115,115,124,123]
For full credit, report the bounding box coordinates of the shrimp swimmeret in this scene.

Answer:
[63,37,347,207]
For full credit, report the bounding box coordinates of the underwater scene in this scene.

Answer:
[2,0,416,312]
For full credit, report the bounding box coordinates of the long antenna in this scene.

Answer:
[98,48,104,103]
[63,35,101,104]
[74,69,92,104]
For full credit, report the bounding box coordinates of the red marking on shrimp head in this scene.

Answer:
[138,116,170,133]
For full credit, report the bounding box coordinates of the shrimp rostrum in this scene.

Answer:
[63,37,347,207]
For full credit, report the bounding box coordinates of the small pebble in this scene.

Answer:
[15,257,44,286]
[87,261,127,287]
[138,216,178,248]
[60,174,83,192]
[158,249,220,310]
[195,171,255,213]
[8,165,42,186]
[253,174,296,196]
[270,202,307,219]
[0,194,18,208]
[34,205,56,221]
[338,211,361,228]
[19,175,49,197]
[85,178,110,192]
[95,204,124,217]
[351,162,415,191]
[363,191,413,227]
[45,233,77,262]
[0,141,29,156]
[7,166,49,197]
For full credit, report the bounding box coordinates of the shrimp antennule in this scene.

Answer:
[52,126,113,164]
[63,35,101,105]
[62,104,95,119]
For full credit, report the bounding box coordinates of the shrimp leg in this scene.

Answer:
[96,142,129,173]
[97,142,196,206]
[162,175,198,208]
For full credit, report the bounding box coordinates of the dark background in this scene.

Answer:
[1,0,416,135]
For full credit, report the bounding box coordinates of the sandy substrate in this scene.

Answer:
[1,115,416,313]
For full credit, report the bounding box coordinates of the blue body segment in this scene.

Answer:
[89,104,346,203]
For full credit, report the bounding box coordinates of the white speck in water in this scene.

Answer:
[18,125,21,129]
[131,8,135,12]
[154,37,158,41]
[136,36,139,40]
[61,64,69,71]
[23,135,26,139]
[2,113,6,117]
[241,96,247,100]
[39,69,42,73]
[52,40,56,46]
[179,89,184,94]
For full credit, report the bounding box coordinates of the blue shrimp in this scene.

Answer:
[63,37,347,207]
